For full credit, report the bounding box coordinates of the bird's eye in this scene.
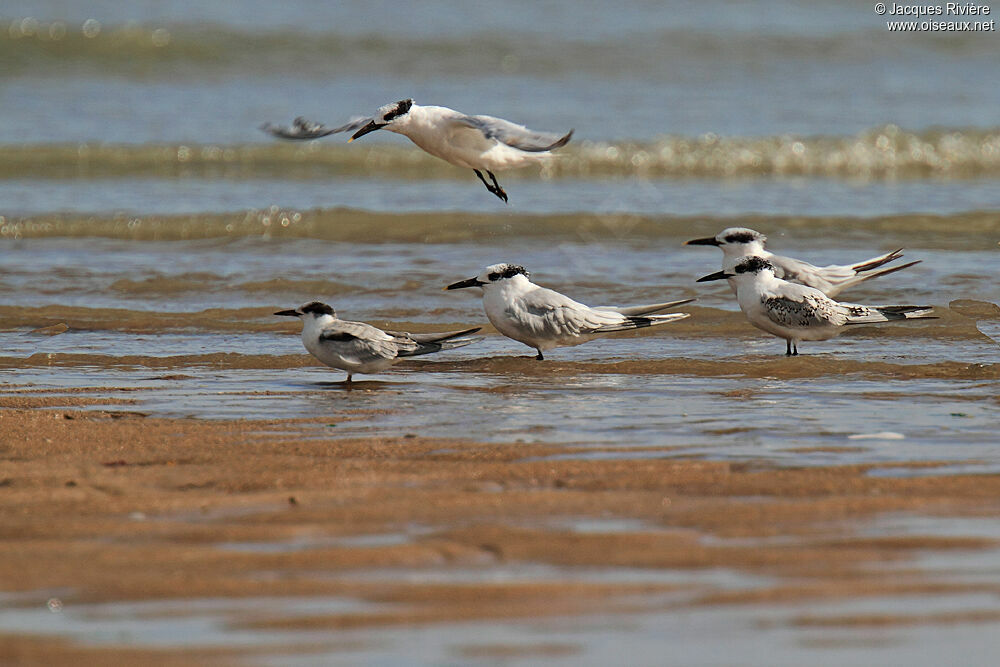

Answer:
[487,272,500,281]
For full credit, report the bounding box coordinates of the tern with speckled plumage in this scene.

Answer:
[697,257,936,356]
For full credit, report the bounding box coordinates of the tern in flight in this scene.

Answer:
[263,99,573,203]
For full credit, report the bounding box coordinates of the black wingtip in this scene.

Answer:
[449,326,482,339]
[550,129,574,150]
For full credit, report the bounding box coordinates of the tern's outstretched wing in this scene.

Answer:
[317,320,399,363]
[454,115,573,152]
[261,116,371,140]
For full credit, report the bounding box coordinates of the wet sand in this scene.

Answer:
[3,401,1000,663]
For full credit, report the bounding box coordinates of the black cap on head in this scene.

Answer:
[300,301,335,316]
[734,257,774,275]
[487,264,529,282]
[383,99,412,122]
[723,230,763,244]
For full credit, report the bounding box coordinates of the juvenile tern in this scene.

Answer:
[275,301,481,384]
[685,227,919,297]
[446,263,693,359]
[263,99,573,202]
[697,256,935,355]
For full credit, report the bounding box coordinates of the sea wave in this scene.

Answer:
[2,18,997,79]
[1,209,997,245]
[2,125,1000,180]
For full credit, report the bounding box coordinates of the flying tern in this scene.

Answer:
[446,263,693,359]
[275,301,481,384]
[697,256,935,355]
[262,99,573,202]
[685,227,919,297]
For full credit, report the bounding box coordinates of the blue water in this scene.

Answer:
[2,1,999,146]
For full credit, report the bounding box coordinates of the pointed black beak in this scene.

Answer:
[685,236,721,247]
[696,270,733,282]
[349,120,384,142]
[446,277,486,290]
[274,309,300,317]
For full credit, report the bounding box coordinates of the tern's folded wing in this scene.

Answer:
[769,252,915,297]
[518,288,625,337]
[387,327,484,357]
[597,298,696,317]
[455,115,573,152]
[762,291,846,329]
[768,255,837,287]
[385,327,482,344]
[318,321,399,362]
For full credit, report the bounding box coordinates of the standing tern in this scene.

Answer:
[696,256,935,356]
[446,263,693,359]
[275,301,481,384]
[685,227,920,297]
[262,99,573,203]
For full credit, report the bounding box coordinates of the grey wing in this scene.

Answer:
[384,327,483,357]
[762,290,847,328]
[318,321,400,362]
[455,115,573,152]
[769,252,914,297]
[261,115,372,140]
[520,288,624,337]
[598,298,696,317]
[383,327,482,344]
[767,255,842,288]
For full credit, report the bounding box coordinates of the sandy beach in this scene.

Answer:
[3,395,1000,663]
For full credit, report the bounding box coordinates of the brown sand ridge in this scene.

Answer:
[2,404,1000,662]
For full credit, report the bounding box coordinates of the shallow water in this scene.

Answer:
[1,209,998,463]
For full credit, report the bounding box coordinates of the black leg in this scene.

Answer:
[792,342,798,356]
[786,340,792,356]
[474,169,492,192]
[535,350,544,361]
[345,373,353,389]
[486,171,509,203]
[473,169,505,202]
